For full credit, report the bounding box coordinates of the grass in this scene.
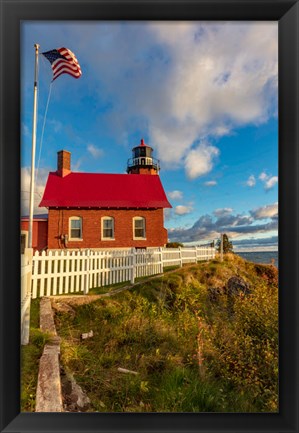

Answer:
[88,265,196,296]
[54,253,278,413]
[89,281,131,295]
[21,299,51,412]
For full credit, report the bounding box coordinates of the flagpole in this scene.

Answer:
[28,43,40,249]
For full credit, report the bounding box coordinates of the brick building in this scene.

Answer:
[39,139,172,249]
[21,214,48,252]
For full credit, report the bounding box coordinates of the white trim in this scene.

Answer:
[101,216,115,241]
[133,216,146,240]
[69,216,83,241]
[133,157,153,166]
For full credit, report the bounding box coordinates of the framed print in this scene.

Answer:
[0,0,298,432]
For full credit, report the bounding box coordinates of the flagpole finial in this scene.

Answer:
[34,43,40,52]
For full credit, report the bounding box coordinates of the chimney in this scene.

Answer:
[57,150,71,177]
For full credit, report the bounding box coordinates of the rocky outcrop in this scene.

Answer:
[208,286,226,303]
[226,276,251,297]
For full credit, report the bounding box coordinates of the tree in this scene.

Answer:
[216,233,233,254]
[166,242,184,248]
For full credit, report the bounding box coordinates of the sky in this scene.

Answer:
[21,21,278,252]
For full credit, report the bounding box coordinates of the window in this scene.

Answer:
[133,217,146,239]
[21,232,28,254]
[69,217,82,240]
[101,217,114,240]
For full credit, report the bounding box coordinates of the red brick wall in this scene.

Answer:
[21,220,48,252]
[128,167,158,175]
[57,150,71,177]
[57,150,71,170]
[47,208,168,249]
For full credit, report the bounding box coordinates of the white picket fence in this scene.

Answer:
[21,248,33,344]
[29,246,215,299]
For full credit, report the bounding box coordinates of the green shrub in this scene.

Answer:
[21,299,47,412]
[201,283,278,411]
[30,329,51,348]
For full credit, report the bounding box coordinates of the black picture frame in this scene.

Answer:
[0,0,298,432]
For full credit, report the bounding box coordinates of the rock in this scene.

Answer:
[51,301,76,317]
[81,330,94,340]
[40,297,57,335]
[208,287,225,303]
[117,367,139,375]
[69,378,91,411]
[36,347,63,412]
[227,276,250,297]
[61,369,91,412]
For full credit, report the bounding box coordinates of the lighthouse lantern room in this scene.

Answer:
[127,139,160,175]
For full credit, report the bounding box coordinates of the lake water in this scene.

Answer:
[237,251,278,268]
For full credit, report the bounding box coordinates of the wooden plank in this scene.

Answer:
[67,251,72,294]
[46,251,52,296]
[52,251,58,295]
[39,251,46,297]
[32,251,39,298]
[70,251,75,293]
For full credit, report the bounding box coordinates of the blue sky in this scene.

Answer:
[21,21,278,251]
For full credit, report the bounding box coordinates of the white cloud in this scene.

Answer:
[168,190,183,200]
[175,205,193,215]
[185,142,219,179]
[258,172,278,190]
[21,167,48,215]
[164,208,173,221]
[87,144,104,159]
[212,125,231,136]
[265,176,278,190]
[70,21,277,172]
[213,208,233,217]
[204,180,217,187]
[246,175,256,187]
[251,202,278,220]
[22,123,30,138]
[259,172,268,181]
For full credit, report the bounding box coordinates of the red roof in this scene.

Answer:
[39,172,172,209]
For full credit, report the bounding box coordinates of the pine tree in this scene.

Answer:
[216,233,233,253]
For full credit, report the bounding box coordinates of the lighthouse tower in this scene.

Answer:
[127,139,160,175]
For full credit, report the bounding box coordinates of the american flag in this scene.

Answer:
[41,47,82,81]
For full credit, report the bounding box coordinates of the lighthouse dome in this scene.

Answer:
[127,139,160,175]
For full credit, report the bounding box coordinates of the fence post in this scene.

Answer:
[84,249,90,294]
[179,247,183,267]
[130,248,136,284]
[159,247,164,273]
[220,234,223,262]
